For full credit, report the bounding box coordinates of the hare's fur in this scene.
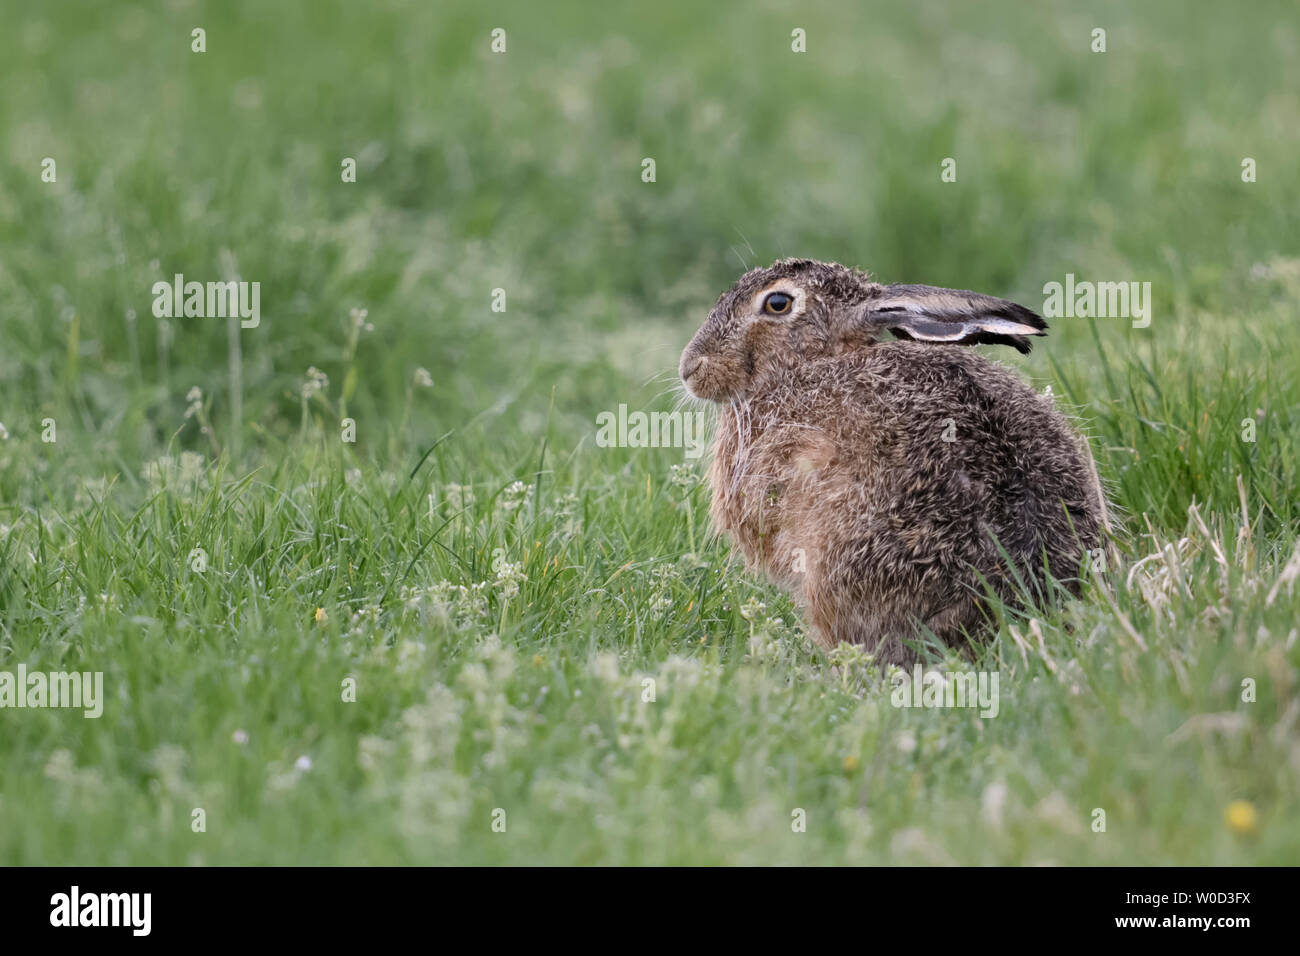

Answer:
[683,259,1104,663]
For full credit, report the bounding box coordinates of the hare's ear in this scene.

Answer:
[862,284,1046,354]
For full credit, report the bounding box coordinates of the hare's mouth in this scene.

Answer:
[680,354,738,402]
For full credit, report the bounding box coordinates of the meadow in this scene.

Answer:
[0,0,1297,864]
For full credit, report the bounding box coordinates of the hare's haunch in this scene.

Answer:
[681,258,1106,663]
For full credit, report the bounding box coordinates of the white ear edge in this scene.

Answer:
[891,323,968,342]
[970,316,1046,337]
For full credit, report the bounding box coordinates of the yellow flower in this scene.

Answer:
[314,607,327,624]
[531,654,545,669]
[842,755,860,773]
[1224,800,1257,836]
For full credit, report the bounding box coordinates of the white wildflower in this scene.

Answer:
[177,451,204,489]
[301,366,329,400]
[648,592,673,620]
[458,662,491,694]
[668,463,698,489]
[747,631,781,663]
[648,563,680,587]
[499,480,532,512]
[493,560,527,600]
[348,603,382,635]
[349,307,373,333]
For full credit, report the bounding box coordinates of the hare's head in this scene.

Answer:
[680,258,1046,401]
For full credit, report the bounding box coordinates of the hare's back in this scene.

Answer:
[781,343,1102,562]
[804,343,1080,463]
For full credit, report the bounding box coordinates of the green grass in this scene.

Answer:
[1,0,1298,864]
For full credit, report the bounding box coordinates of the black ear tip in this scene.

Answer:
[1004,301,1048,331]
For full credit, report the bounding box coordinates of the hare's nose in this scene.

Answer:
[680,355,704,382]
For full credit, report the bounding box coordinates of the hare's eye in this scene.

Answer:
[763,292,793,315]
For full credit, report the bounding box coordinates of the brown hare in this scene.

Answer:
[680,258,1108,664]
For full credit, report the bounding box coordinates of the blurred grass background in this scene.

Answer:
[0,0,1297,864]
